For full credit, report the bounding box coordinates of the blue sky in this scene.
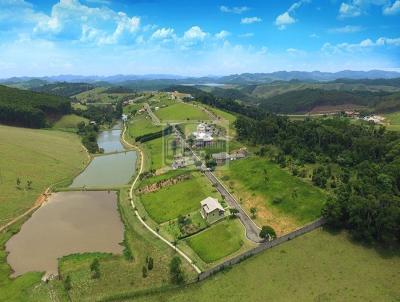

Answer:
[0,0,399,77]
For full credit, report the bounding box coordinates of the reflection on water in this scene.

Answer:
[70,151,137,188]
[6,191,124,276]
[97,127,125,153]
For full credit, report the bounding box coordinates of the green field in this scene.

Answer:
[140,172,219,223]
[216,156,327,234]
[0,125,88,226]
[155,103,209,122]
[142,136,167,171]
[138,228,400,302]
[53,114,89,129]
[128,115,163,139]
[384,111,400,131]
[186,220,245,263]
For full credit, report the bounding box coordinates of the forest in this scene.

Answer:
[32,82,95,97]
[234,115,400,245]
[0,85,71,128]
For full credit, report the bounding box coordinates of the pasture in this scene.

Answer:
[53,114,89,130]
[216,156,327,234]
[155,103,209,122]
[384,111,400,131]
[128,115,163,139]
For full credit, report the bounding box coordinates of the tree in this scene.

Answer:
[147,257,154,270]
[90,258,100,279]
[259,225,277,240]
[169,256,184,284]
[250,207,257,218]
[64,275,72,291]
[229,208,239,218]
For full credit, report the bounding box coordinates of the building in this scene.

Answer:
[121,114,128,122]
[200,197,225,224]
[192,123,213,146]
[212,152,229,165]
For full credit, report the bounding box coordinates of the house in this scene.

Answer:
[212,152,229,165]
[193,123,213,146]
[200,197,225,224]
[121,114,128,122]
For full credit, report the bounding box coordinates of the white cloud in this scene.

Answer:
[329,25,363,33]
[274,0,310,30]
[239,32,254,38]
[240,17,262,24]
[151,27,175,40]
[183,26,207,41]
[275,12,296,30]
[339,3,362,17]
[322,36,400,54]
[383,0,400,14]
[219,5,249,14]
[215,30,230,39]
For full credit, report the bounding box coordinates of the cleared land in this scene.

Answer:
[155,103,209,122]
[0,125,88,226]
[53,114,89,129]
[140,172,219,223]
[137,229,400,302]
[128,115,163,139]
[384,111,400,131]
[186,219,245,263]
[216,157,327,235]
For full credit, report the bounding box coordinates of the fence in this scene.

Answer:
[198,217,326,281]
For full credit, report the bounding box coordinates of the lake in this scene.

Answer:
[70,151,137,188]
[6,191,124,277]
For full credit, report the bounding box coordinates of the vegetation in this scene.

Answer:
[169,256,184,285]
[53,114,89,130]
[0,125,88,226]
[235,114,400,245]
[140,172,219,223]
[259,225,277,240]
[32,82,94,97]
[0,85,71,128]
[186,220,245,263]
[128,115,163,139]
[77,122,100,153]
[137,229,400,302]
[155,102,209,121]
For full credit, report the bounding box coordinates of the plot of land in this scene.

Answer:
[155,103,209,122]
[128,115,163,139]
[140,172,219,223]
[0,125,88,226]
[53,114,89,129]
[216,156,327,234]
[384,111,400,131]
[186,219,245,263]
[139,229,400,302]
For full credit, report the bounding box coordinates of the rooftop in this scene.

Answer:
[200,197,224,213]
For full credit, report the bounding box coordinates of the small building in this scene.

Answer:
[212,152,229,165]
[200,197,225,224]
[121,114,128,122]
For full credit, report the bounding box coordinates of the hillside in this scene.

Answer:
[0,85,71,128]
[31,82,94,97]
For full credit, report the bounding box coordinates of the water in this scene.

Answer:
[97,124,125,153]
[70,151,137,188]
[6,191,124,276]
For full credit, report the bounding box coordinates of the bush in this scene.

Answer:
[259,225,277,240]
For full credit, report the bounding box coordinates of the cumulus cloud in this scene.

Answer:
[183,26,207,41]
[215,30,230,39]
[275,0,310,30]
[241,17,262,24]
[322,36,400,54]
[383,0,400,14]
[219,5,249,14]
[151,27,176,40]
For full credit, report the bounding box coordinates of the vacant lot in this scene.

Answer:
[53,114,88,129]
[138,228,400,302]
[155,103,209,122]
[216,157,327,234]
[186,219,245,263]
[128,115,163,139]
[140,172,219,223]
[0,125,88,226]
[384,111,400,131]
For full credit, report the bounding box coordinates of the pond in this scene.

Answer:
[6,191,124,277]
[97,125,125,154]
[70,151,137,188]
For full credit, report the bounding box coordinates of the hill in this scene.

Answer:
[0,85,71,128]
[31,82,94,97]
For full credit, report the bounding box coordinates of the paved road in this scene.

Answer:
[172,125,262,243]
[144,103,161,125]
[204,171,262,243]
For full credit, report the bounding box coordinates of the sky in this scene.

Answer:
[0,0,399,77]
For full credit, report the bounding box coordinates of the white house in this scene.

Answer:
[200,197,225,224]
[192,123,213,146]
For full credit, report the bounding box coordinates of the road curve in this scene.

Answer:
[121,124,202,274]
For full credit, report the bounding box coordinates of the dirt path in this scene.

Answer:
[121,124,202,274]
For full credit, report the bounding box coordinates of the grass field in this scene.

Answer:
[0,125,88,226]
[140,172,219,223]
[142,136,167,171]
[137,228,400,302]
[155,103,209,122]
[53,114,89,129]
[128,115,163,139]
[186,220,245,263]
[216,157,327,235]
[384,111,400,131]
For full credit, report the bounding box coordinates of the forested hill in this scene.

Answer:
[0,85,71,128]
[31,82,94,97]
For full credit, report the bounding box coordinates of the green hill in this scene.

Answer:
[31,82,94,97]
[0,85,71,128]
